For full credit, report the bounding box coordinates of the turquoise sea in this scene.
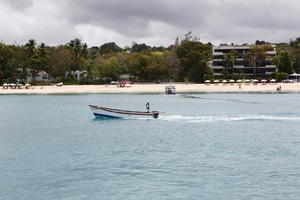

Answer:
[1,93,300,200]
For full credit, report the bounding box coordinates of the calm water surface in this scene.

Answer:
[1,93,300,200]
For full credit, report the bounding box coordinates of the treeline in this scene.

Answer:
[1,34,300,84]
[276,38,300,74]
[0,34,213,84]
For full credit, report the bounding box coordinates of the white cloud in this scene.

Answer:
[0,0,300,47]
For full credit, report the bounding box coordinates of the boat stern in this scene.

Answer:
[153,111,159,119]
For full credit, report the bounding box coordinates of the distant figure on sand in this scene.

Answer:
[276,86,282,91]
[238,83,241,89]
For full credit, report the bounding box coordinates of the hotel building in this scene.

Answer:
[211,45,277,79]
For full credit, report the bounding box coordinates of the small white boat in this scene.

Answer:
[56,82,63,87]
[165,85,176,95]
[89,105,159,119]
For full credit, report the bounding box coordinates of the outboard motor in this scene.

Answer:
[152,111,159,119]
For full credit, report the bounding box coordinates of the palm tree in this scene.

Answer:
[25,39,37,57]
[224,50,238,79]
[38,43,46,57]
[245,45,266,78]
[67,38,87,70]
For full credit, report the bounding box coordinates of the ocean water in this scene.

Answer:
[1,93,300,200]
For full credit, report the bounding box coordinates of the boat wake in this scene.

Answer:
[159,115,300,123]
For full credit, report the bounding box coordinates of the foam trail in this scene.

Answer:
[159,115,300,123]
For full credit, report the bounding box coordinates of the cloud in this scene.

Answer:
[0,0,300,46]
[65,0,216,38]
[0,0,78,45]
[1,0,33,10]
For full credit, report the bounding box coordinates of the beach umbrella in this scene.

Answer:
[245,79,251,83]
[213,80,219,83]
[25,83,31,89]
[205,80,211,83]
[237,79,242,83]
[222,80,228,83]
[261,79,267,82]
[270,79,276,83]
[253,79,258,82]
[229,79,235,83]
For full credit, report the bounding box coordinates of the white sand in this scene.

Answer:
[0,83,299,94]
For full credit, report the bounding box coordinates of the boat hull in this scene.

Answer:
[89,105,159,119]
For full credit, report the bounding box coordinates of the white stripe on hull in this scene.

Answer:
[90,107,154,119]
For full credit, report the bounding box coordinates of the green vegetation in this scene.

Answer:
[223,50,238,79]
[244,45,272,78]
[271,72,289,82]
[274,50,293,74]
[176,40,212,83]
[1,35,300,84]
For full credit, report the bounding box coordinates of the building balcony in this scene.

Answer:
[213,73,224,76]
[265,72,274,75]
[233,65,245,69]
[212,66,224,69]
[257,65,276,69]
[265,51,276,55]
[212,59,223,62]
[213,52,224,56]
[265,65,276,68]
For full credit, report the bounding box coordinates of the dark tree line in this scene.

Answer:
[1,35,300,84]
[0,34,213,84]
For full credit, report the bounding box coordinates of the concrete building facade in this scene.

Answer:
[211,45,277,79]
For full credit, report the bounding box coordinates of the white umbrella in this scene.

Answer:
[245,79,251,83]
[253,79,258,83]
[261,79,267,85]
[229,79,235,83]
[222,80,228,83]
[205,80,211,83]
[270,79,276,82]
[237,79,242,83]
[213,80,219,83]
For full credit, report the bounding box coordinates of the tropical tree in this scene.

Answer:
[48,46,74,78]
[223,50,239,79]
[274,50,293,74]
[131,42,151,52]
[91,56,121,82]
[99,42,123,54]
[0,43,16,82]
[104,56,121,81]
[66,38,88,70]
[126,52,169,82]
[91,56,106,82]
[289,37,300,49]
[25,39,40,82]
[25,39,37,57]
[245,45,271,78]
[176,41,212,82]
[291,49,300,73]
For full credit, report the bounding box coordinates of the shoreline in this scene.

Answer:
[0,83,299,94]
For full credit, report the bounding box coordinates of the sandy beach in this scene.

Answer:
[0,83,300,94]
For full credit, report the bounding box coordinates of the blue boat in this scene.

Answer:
[89,105,159,119]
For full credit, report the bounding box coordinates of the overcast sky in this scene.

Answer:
[0,0,299,47]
